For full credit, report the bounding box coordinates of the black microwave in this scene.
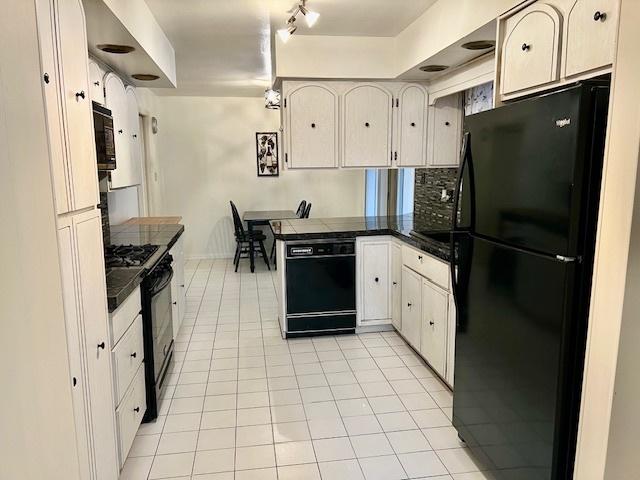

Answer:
[93,101,116,170]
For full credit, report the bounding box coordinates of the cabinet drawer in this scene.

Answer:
[112,315,144,405]
[402,245,449,290]
[110,287,141,345]
[116,364,146,467]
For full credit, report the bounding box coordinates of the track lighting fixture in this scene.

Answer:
[278,0,319,42]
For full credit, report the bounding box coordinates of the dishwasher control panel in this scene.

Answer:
[286,241,355,258]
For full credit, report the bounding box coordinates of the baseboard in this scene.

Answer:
[185,253,234,260]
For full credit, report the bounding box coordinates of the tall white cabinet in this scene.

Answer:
[36,0,119,478]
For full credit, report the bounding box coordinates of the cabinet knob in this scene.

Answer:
[407,302,412,307]
[393,281,397,285]
[97,341,105,350]
[180,284,185,288]
[134,407,140,413]
[72,377,77,387]
[173,301,177,305]
[411,122,416,127]
[311,123,316,128]
[75,91,86,100]
[118,129,123,134]
[593,11,607,21]
[429,321,435,326]
[365,122,370,127]
[418,255,423,261]
[374,277,379,283]
[445,122,450,126]
[43,73,50,84]
[133,134,138,138]
[130,352,137,358]
[521,43,530,52]
[93,81,100,86]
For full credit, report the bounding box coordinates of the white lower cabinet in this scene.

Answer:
[420,279,448,376]
[401,266,423,350]
[357,238,391,325]
[115,364,146,466]
[58,209,119,480]
[170,235,186,336]
[446,295,457,386]
[112,316,144,405]
[390,242,402,331]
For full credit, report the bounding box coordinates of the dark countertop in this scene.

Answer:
[105,223,185,313]
[270,214,451,262]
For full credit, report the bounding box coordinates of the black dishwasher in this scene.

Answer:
[285,240,356,337]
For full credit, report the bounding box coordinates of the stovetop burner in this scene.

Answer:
[105,244,159,268]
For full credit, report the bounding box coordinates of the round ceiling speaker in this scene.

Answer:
[96,44,135,54]
[132,74,160,81]
[419,65,449,72]
[461,40,496,50]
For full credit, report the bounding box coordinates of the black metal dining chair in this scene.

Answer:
[295,200,307,218]
[230,201,270,272]
[302,202,312,218]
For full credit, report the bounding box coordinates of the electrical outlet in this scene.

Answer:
[441,188,451,202]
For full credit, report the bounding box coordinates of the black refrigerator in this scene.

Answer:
[450,81,610,480]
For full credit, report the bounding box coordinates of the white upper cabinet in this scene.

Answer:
[36,0,98,214]
[396,84,428,167]
[104,73,133,188]
[428,93,463,168]
[125,86,143,186]
[285,83,339,169]
[342,84,393,168]
[88,58,106,105]
[563,0,618,77]
[500,3,562,96]
[57,0,99,211]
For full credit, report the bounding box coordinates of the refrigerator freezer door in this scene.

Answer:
[464,84,594,256]
[452,235,578,480]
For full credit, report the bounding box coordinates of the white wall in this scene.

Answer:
[108,186,140,224]
[0,2,80,478]
[154,96,365,258]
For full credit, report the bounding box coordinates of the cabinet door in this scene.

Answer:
[359,241,390,323]
[88,58,105,105]
[57,222,92,480]
[500,3,562,95]
[125,86,142,186]
[446,294,456,387]
[35,0,70,214]
[391,243,402,331]
[401,266,422,349]
[104,73,131,188]
[286,84,339,168]
[74,211,119,479]
[420,280,448,377]
[397,84,428,167]
[428,93,462,168]
[564,0,618,77]
[56,0,99,210]
[342,84,393,168]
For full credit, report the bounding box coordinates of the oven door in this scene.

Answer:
[149,264,174,385]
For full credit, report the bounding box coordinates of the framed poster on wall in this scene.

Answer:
[256,132,279,177]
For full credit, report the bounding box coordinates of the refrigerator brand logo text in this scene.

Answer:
[556,118,571,128]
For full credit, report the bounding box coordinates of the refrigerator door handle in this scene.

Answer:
[452,132,472,232]
[556,255,581,263]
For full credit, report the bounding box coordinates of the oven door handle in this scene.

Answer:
[151,268,174,297]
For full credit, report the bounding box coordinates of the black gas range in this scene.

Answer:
[104,243,174,422]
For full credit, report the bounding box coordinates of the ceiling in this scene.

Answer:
[144,0,437,97]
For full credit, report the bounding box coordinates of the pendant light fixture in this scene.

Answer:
[277,0,320,42]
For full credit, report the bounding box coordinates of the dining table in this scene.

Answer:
[242,209,299,272]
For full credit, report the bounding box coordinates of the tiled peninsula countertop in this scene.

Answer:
[105,221,185,312]
[270,214,451,262]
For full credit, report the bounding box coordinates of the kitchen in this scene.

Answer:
[3,1,640,480]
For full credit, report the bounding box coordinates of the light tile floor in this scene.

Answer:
[120,258,492,480]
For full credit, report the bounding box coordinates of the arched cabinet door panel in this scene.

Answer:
[104,73,131,188]
[342,84,393,168]
[397,84,428,167]
[286,83,339,169]
[500,3,562,95]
